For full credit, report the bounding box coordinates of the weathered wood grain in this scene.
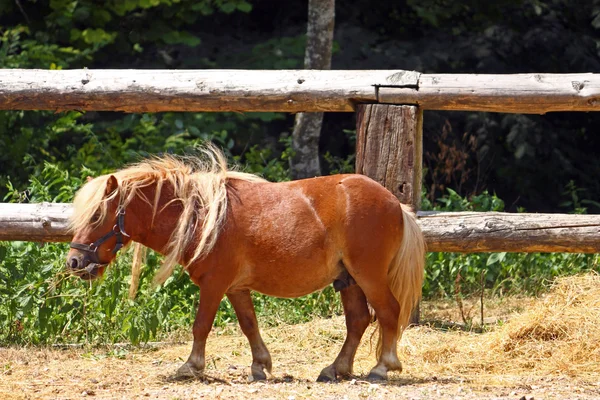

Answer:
[356,104,423,206]
[0,203,72,242]
[0,69,419,113]
[3,70,600,113]
[1,204,600,253]
[420,211,600,253]
[379,73,600,114]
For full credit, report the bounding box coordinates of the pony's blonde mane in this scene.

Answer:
[69,145,266,295]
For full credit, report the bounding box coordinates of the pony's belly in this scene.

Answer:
[245,260,340,299]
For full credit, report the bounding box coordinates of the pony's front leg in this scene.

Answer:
[227,290,272,381]
[176,282,226,378]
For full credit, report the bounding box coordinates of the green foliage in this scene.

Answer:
[423,188,505,212]
[0,238,202,345]
[559,180,600,215]
[252,287,342,327]
[425,249,600,299]
[249,36,306,69]
[0,109,295,199]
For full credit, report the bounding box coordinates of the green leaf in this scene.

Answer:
[237,1,252,13]
[18,295,32,309]
[41,263,55,274]
[486,252,507,266]
[162,31,201,47]
[39,307,52,331]
[592,11,600,29]
[81,28,117,46]
[92,9,113,25]
[219,2,237,14]
[70,29,81,41]
[191,3,214,15]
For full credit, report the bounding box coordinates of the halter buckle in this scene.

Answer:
[70,208,129,262]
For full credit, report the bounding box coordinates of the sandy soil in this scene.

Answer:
[1,325,597,400]
[2,281,600,399]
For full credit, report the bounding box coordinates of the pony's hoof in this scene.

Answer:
[316,366,338,382]
[250,369,267,381]
[176,363,204,379]
[366,372,386,381]
[316,374,337,383]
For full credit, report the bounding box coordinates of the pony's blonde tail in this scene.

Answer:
[376,204,426,356]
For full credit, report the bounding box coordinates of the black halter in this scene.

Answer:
[70,209,130,265]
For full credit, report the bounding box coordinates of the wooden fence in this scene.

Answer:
[2,68,600,255]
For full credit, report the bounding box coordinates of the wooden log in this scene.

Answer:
[0,69,418,113]
[356,104,423,206]
[3,70,600,114]
[2,204,600,254]
[379,73,600,114]
[420,211,600,253]
[0,203,72,242]
[356,104,424,323]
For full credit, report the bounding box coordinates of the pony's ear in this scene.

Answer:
[105,175,119,196]
[86,176,93,182]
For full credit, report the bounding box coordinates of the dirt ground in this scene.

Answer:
[2,276,600,399]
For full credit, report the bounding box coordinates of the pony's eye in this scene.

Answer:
[91,212,101,223]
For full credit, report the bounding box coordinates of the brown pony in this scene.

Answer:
[66,145,425,382]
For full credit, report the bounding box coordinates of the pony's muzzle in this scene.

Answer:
[66,255,104,280]
[68,255,83,271]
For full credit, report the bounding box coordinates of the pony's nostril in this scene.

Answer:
[69,257,80,270]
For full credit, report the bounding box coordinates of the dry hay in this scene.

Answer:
[490,272,600,376]
[1,273,600,399]
[400,272,600,385]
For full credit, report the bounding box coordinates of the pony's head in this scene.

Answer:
[65,143,266,291]
[66,174,131,280]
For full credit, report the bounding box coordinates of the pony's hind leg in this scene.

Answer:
[344,259,403,381]
[317,284,371,382]
[227,290,272,381]
[361,284,403,380]
[176,279,228,379]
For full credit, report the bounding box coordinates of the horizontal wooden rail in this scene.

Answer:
[2,203,599,253]
[1,69,600,114]
[0,203,72,242]
[379,73,600,114]
[419,211,600,253]
[0,69,417,113]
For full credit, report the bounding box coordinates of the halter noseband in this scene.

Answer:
[70,209,130,265]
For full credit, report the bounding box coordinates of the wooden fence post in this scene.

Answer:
[355,104,423,324]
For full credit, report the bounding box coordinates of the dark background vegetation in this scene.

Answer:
[1,0,600,344]
[2,0,600,211]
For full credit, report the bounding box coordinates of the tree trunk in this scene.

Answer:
[291,0,335,179]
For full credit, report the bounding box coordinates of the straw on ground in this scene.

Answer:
[1,273,599,399]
